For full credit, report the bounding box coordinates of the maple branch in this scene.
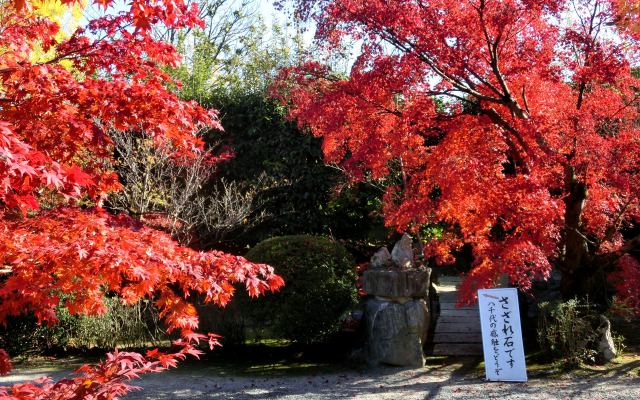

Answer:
[464,67,503,98]
[480,107,529,153]
[609,92,640,119]
[568,226,597,246]
[478,106,534,173]
[324,163,388,191]
[383,33,504,106]
[521,85,530,115]
[575,0,603,110]
[340,4,522,115]
[620,233,640,254]
[600,196,636,247]
[576,83,587,111]
[476,0,528,119]
[335,5,488,103]
[597,225,640,273]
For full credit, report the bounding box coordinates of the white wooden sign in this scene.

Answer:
[477,288,528,382]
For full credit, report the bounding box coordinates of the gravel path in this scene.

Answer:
[125,366,640,400]
[2,360,639,399]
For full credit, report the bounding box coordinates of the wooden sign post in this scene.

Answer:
[477,288,528,382]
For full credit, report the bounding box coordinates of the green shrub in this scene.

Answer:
[0,298,165,356]
[196,300,246,347]
[71,298,165,349]
[242,235,358,343]
[612,333,626,356]
[537,298,618,365]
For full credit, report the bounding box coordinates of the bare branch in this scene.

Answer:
[107,130,268,246]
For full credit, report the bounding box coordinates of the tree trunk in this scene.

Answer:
[559,165,590,299]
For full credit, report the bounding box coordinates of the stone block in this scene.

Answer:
[365,298,429,367]
[363,268,430,298]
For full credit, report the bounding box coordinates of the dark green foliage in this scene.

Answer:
[196,301,246,347]
[325,182,388,246]
[242,235,358,343]
[0,311,78,356]
[206,93,335,239]
[199,92,388,251]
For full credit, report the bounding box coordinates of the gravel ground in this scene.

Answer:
[125,365,640,400]
[3,360,638,399]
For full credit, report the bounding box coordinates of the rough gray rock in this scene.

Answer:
[391,233,414,269]
[363,268,431,298]
[365,298,429,367]
[370,247,392,269]
[597,315,617,363]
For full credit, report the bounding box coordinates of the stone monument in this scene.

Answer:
[363,234,431,367]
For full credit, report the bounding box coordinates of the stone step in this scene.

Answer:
[439,309,480,317]
[438,276,463,283]
[436,284,461,290]
[434,321,481,333]
[436,288,456,294]
[437,315,480,324]
[439,302,478,311]
[431,278,482,354]
[436,292,460,302]
[432,332,482,343]
[432,343,483,356]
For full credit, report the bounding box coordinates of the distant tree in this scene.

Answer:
[157,0,306,99]
[154,2,385,251]
[200,91,390,252]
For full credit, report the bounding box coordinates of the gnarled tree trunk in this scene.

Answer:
[559,165,592,299]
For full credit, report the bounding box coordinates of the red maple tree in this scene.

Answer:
[0,0,283,397]
[273,0,640,311]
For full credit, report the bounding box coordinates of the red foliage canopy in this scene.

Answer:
[0,0,283,397]
[273,0,640,310]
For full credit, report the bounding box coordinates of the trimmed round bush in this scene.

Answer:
[243,235,358,343]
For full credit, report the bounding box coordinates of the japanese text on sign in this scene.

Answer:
[478,288,527,382]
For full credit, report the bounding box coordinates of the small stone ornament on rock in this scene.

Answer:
[391,233,414,269]
[369,247,392,269]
